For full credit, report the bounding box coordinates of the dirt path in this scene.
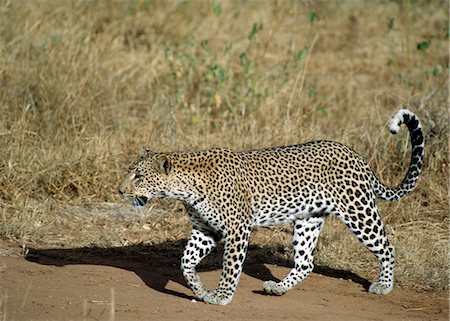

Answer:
[1,241,447,321]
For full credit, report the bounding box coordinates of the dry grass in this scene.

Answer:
[0,1,448,292]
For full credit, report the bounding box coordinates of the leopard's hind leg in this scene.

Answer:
[337,196,395,295]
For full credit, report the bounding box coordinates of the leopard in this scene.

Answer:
[119,109,424,305]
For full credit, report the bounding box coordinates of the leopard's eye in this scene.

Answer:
[134,172,145,180]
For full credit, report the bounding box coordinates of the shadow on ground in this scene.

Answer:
[25,241,371,300]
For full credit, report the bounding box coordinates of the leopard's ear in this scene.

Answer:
[140,147,152,158]
[153,155,171,175]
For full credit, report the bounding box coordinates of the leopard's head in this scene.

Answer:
[119,148,173,208]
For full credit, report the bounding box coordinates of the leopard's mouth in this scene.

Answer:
[131,196,148,208]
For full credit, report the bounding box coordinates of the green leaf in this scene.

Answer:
[248,23,258,41]
[432,64,442,76]
[207,64,226,82]
[239,52,250,66]
[239,52,252,75]
[387,17,395,31]
[295,49,306,62]
[52,34,62,43]
[416,40,431,52]
[212,0,222,17]
[316,105,327,115]
[308,12,318,26]
[164,47,173,62]
[224,43,233,55]
[200,39,208,48]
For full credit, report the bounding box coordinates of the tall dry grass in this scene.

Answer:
[0,1,448,291]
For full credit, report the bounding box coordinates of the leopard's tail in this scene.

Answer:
[372,109,424,201]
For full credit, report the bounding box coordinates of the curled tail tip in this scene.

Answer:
[388,110,404,134]
[388,109,416,134]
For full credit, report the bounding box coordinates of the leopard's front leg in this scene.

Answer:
[181,227,218,299]
[203,224,251,305]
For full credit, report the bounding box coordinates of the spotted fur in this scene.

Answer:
[119,109,424,305]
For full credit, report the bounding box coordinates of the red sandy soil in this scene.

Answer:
[1,240,447,321]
